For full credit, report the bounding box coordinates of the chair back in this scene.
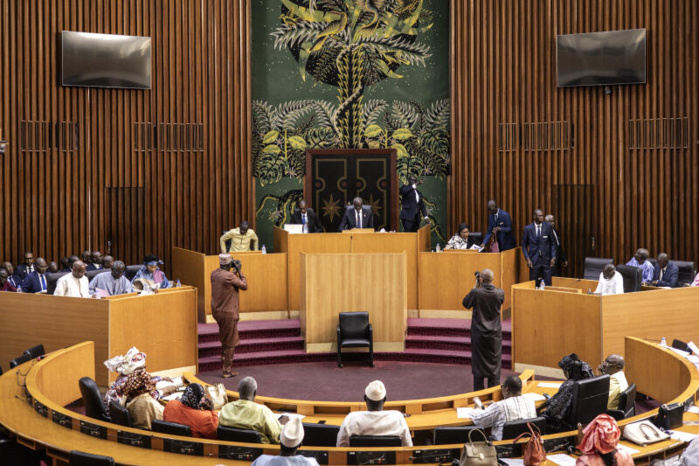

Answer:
[125,265,142,281]
[109,401,132,428]
[618,383,636,418]
[46,271,69,295]
[616,264,642,292]
[468,232,483,246]
[69,450,115,466]
[583,258,614,280]
[78,377,111,422]
[501,416,546,440]
[339,312,370,340]
[217,425,262,443]
[349,435,402,447]
[568,375,610,426]
[9,353,32,368]
[433,426,480,445]
[152,419,192,437]
[671,260,696,286]
[24,344,45,359]
[85,269,109,281]
[302,423,341,447]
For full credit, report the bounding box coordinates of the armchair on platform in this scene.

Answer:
[78,377,111,423]
[69,451,115,466]
[349,435,402,447]
[583,258,614,280]
[217,425,262,443]
[302,423,341,447]
[501,417,546,440]
[616,264,643,293]
[607,383,636,421]
[565,375,610,427]
[337,312,374,368]
[672,260,696,286]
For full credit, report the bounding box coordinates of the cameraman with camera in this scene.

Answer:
[211,253,248,378]
[462,269,505,390]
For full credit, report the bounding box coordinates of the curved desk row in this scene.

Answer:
[1,338,698,465]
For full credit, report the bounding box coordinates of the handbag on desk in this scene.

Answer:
[207,383,228,410]
[653,403,684,430]
[513,423,546,466]
[459,429,498,466]
[622,420,670,446]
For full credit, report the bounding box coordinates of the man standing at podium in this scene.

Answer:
[211,253,248,378]
[399,175,429,232]
[462,269,505,391]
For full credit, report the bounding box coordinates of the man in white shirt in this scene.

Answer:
[54,260,90,297]
[594,264,624,295]
[336,380,412,447]
[598,354,629,410]
[470,375,537,440]
[251,417,319,466]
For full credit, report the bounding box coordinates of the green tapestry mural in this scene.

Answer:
[252,0,450,250]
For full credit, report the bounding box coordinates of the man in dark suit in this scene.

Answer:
[21,257,50,293]
[545,214,568,276]
[15,251,35,281]
[86,251,104,271]
[289,200,323,233]
[0,262,20,289]
[521,209,557,286]
[399,175,428,232]
[480,200,516,251]
[338,197,374,231]
[652,253,679,288]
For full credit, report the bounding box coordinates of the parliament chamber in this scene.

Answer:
[2,0,699,465]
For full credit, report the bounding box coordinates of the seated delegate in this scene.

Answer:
[0,268,16,292]
[89,260,133,297]
[576,414,633,466]
[445,223,477,250]
[220,220,259,252]
[163,383,218,439]
[338,197,374,231]
[251,417,320,466]
[597,354,629,410]
[54,260,90,297]
[336,380,412,447]
[651,253,679,288]
[626,248,654,285]
[131,254,171,290]
[470,375,537,440]
[219,377,282,444]
[594,264,624,295]
[541,353,594,432]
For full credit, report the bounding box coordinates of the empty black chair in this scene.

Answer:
[9,353,32,368]
[583,258,614,280]
[302,423,341,447]
[24,344,45,359]
[468,232,483,246]
[46,271,69,295]
[152,419,192,436]
[217,425,262,443]
[337,312,374,368]
[671,260,696,286]
[616,264,643,293]
[607,383,636,421]
[433,426,480,445]
[78,377,110,422]
[349,435,401,447]
[672,339,691,352]
[109,401,132,428]
[566,375,610,427]
[501,416,546,440]
[124,265,142,281]
[69,451,115,466]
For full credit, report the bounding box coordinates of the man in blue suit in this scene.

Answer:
[651,253,679,288]
[481,200,516,251]
[21,257,50,293]
[521,209,557,286]
[399,175,429,232]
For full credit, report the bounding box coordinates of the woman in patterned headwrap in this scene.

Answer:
[576,414,633,465]
[163,383,219,439]
[541,353,594,432]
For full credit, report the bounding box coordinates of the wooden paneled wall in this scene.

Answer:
[450,0,699,274]
[0,0,253,269]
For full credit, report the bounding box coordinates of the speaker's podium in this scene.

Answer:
[299,252,407,353]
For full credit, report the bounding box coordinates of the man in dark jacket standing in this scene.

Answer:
[462,269,505,391]
[399,175,429,232]
[211,253,248,378]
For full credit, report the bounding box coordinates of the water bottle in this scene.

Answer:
[435,243,441,253]
[175,279,181,288]
[660,337,667,347]
[539,281,545,290]
[16,285,22,293]
[261,245,267,254]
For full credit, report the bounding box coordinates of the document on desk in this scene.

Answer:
[669,430,698,443]
[499,459,525,466]
[546,454,578,465]
[537,382,562,388]
[522,393,546,402]
[456,407,481,419]
[687,406,699,415]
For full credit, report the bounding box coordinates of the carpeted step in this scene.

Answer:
[407,318,512,339]
[198,336,305,358]
[405,335,512,354]
[198,320,301,344]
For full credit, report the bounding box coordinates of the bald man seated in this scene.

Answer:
[598,354,629,410]
[338,197,374,231]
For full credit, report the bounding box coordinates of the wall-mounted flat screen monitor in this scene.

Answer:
[557,29,646,88]
[61,31,151,89]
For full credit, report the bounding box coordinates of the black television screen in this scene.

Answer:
[61,31,151,89]
[556,29,646,88]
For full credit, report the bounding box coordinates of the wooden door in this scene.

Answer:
[555,185,596,278]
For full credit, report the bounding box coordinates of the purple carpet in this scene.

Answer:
[198,361,517,401]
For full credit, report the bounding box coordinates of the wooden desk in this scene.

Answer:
[0,287,198,385]
[300,253,407,352]
[418,247,524,315]
[172,247,289,322]
[512,278,699,374]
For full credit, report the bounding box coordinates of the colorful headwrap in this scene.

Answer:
[577,414,621,455]
[180,383,206,410]
[558,353,594,381]
[104,347,147,375]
